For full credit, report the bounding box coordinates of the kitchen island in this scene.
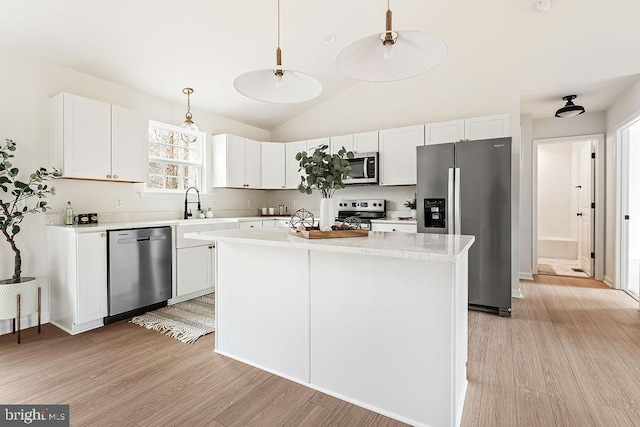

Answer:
[185,228,474,427]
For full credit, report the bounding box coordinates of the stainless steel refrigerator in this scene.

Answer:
[417,137,512,316]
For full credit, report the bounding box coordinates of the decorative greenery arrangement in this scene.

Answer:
[405,198,417,210]
[0,139,60,283]
[296,144,354,198]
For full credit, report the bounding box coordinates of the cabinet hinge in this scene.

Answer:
[591,252,595,259]
[591,152,596,159]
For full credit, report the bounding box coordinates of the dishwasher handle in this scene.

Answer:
[137,237,150,242]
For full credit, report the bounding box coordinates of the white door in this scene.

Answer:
[177,245,213,297]
[464,114,509,140]
[577,143,594,276]
[378,125,425,186]
[620,122,640,298]
[425,119,464,145]
[353,131,378,153]
[244,138,262,188]
[76,232,108,324]
[226,135,246,188]
[111,105,148,182]
[261,142,285,189]
[330,134,354,155]
[285,140,308,189]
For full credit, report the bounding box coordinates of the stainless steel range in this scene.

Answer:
[335,199,386,230]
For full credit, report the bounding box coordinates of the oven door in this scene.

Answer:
[344,153,378,185]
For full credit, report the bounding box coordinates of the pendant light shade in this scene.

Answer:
[181,87,199,132]
[555,95,586,118]
[234,68,322,104]
[234,0,322,103]
[335,2,447,82]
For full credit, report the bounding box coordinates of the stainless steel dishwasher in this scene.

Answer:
[106,226,172,323]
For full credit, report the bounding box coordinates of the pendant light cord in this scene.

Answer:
[275,0,283,74]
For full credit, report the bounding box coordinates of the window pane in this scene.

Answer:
[147,122,203,191]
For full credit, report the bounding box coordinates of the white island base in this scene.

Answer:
[187,229,474,427]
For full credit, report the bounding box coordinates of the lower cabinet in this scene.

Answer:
[371,222,417,233]
[176,245,214,297]
[48,229,108,334]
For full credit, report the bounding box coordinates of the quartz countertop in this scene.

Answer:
[47,216,291,233]
[185,228,474,262]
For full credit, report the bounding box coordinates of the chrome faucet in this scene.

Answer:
[184,186,201,219]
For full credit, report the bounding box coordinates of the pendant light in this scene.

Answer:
[335,0,448,82]
[181,87,199,132]
[234,0,322,103]
[555,95,586,118]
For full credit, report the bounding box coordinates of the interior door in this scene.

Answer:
[577,143,594,276]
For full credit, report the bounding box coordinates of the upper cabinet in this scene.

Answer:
[306,137,330,153]
[353,131,379,153]
[425,114,509,145]
[379,125,425,186]
[211,134,262,189]
[285,140,307,190]
[49,93,148,182]
[330,132,378,154]
[330,134,354,154]
[464,114,510,140]
[261,142,286,189]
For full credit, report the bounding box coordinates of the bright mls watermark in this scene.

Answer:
[0,405,68,426]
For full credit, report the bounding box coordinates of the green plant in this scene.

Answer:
[0,139,60,283]
[404,198,416,210]
[296,144,354,198]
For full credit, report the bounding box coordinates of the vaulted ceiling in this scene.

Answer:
[1,0,638,129]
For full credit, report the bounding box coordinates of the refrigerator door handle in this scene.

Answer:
[454,168,461,234]
[447,168,454,234]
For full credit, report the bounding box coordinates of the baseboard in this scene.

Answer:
[519,272,534,281]
[0,312,50,336]
[604,276,614,288]
[168,288,214,305]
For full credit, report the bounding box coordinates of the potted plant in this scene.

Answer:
[1,139,59,342]
[405,197,417,218]
[296,144,354,229]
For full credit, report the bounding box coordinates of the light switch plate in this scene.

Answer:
[115,197,124,208]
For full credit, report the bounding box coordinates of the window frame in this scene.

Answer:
[145,120,206,194]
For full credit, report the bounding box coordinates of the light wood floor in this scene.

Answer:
[1,275,638,426]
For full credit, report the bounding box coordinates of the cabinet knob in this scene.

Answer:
[101,233,106,237]
[106,174,112,179]
[208,246,213,249]
[250,225,254,228]
[392,228,397,232]
[113,175,118,179]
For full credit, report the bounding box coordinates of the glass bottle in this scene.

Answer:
[64,201,73,225]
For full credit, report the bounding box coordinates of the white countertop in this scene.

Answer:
[186,228,474,262]
[47,216,291,233]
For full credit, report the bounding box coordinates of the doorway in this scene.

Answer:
[532,134,605,280]
[617,118,640,299]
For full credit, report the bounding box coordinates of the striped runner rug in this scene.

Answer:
[130,294,215,344]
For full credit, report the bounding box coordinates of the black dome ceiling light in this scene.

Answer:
[555,95,586,118]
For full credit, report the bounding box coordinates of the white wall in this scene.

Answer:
[537,142,575,239]
[520,112,606,278]
[0,51,270,331]
[605,78,640,286]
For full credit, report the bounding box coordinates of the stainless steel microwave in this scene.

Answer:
[344,152,378,185]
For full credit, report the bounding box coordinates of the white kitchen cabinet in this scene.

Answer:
[464,114,510,140]
[176,221,238,300]
[48,229,108,334]
[371,222,417,233]
[285,140,307,189]
[353,131,379,153]
[211,134,262,188]
[261,142,286,189]
[425,114,509,145]
[275,219,292,228]
[330,134,354,154]
[177,245,213,297]
[425,119,465,145]
[49,92,148,182]
[307,137,330,152]
[378,125,425,186]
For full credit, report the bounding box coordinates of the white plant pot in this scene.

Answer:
[0,277,39,320]
[319,198,335,230]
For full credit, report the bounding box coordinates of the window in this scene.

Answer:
[146,121,205,191]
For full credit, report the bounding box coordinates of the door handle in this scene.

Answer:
[576,213,583,216]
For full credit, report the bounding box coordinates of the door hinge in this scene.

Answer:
[591,152,596,159]
[591,252,595,259]
[625,215,630,220]
[591,202,595,209]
